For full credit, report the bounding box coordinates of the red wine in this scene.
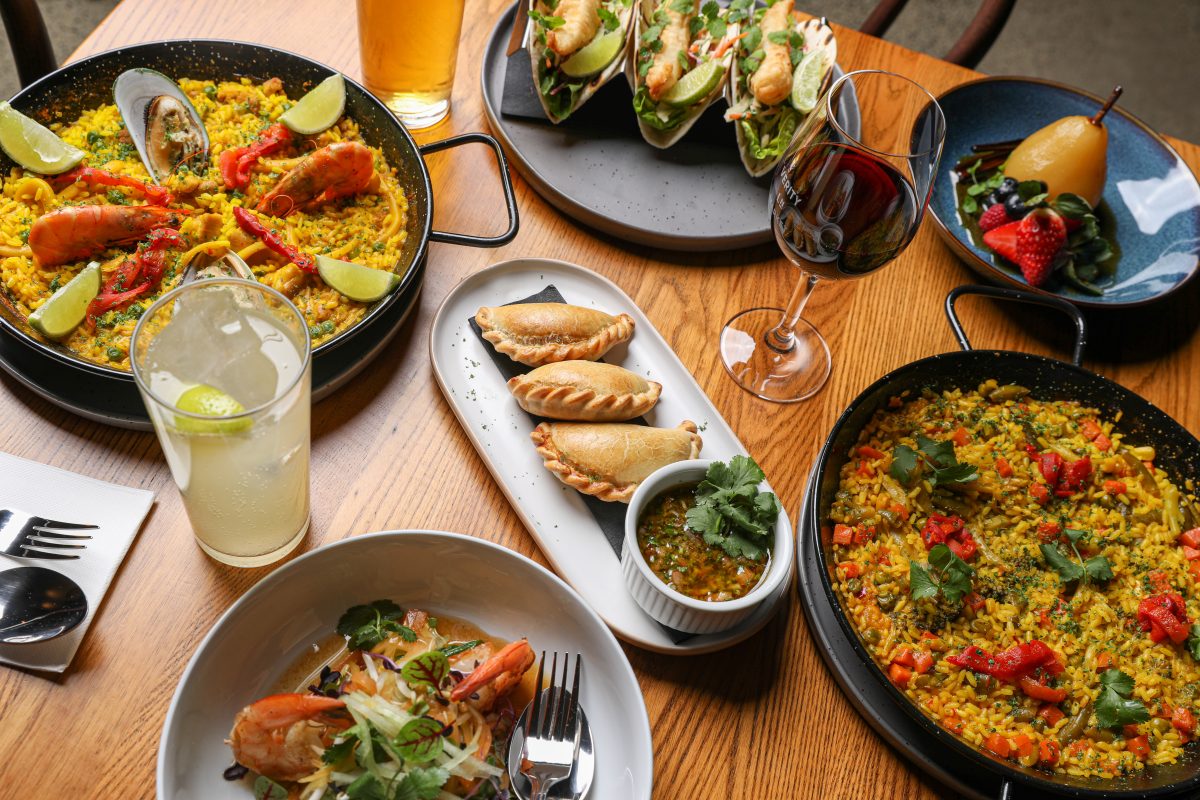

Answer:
[771,143,920,279]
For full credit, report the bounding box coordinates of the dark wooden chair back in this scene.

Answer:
[0,0,57,88]
[860,0,1016,70]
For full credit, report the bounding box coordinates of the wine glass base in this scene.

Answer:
[719,307,832,403]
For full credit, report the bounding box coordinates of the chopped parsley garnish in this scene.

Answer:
[336,599,417,651]
[1094,669,1150,729]
[683,455,780,560]
[909,543,974,604]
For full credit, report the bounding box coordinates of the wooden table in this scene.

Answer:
[2,2,1197,798]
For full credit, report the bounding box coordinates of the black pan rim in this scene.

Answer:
[0,37,432,383]
[807,347,1200,798]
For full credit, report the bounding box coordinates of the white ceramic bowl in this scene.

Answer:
[157,530,653,800]
[621,460,794,634]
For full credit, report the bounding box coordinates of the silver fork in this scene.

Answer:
[520,651,582,800]
[0,508,96,560]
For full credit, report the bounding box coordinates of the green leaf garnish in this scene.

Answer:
[890,444,920,485]
[337,600,417,651]
[1040,542,1084,583]
[394,767,450,800]
[597,6,620,31]
[401,650,451,696]
[684,455,779,560]
[253,776,288,800]
[394,717,447,764]
[890,435,979,487]
[1095,669,1150,729]
[1187,624,1200,661]
[439,639,484,659]
[909,543,974,605]
[1041,530,1112,588]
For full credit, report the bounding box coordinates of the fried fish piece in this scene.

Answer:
[545,0,603,58]
[645,0,698,101]
[749,0,794,106]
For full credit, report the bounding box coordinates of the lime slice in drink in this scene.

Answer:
[790,50,827,113]
[316,254,400,303]
[560,29,626,78]
[28,262,100,340]
[660,59,724,108]
[175,384,253,435]
[279,73,346,135]
[0,100,85,175]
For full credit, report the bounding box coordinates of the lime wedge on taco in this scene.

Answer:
[660,60,724,108]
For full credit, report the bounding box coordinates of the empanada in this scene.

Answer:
[508,361,661,421]
[476,303,634,366]
[531,420,702,503]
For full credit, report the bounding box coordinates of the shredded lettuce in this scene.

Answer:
[631,86,689,131]
[740,106,799,161]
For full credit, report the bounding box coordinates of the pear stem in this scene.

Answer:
[1089,85,1123,126]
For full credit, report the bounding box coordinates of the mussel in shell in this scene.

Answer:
[113,68,209,183]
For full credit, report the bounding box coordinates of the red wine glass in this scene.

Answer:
[720,70,946,402]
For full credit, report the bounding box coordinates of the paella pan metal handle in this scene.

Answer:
[944,284,1088,368]
[419,132,519,247]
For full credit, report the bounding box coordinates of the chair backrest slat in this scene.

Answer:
[1,0,57,88]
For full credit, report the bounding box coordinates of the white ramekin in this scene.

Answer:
[620,459,793,634]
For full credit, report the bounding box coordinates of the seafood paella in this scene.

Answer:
[226,600,535,800]
[827,380,1200,780]
[0,71,408,369]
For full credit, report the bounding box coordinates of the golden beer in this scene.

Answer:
[356,0,466,129]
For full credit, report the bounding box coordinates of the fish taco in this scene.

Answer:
[529,0,636,123]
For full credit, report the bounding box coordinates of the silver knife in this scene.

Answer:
[506,0,531,56]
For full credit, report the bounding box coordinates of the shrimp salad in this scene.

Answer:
[225,600,535,800]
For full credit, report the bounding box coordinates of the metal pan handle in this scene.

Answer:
[944,285,1087,367]
[419,132,519,247]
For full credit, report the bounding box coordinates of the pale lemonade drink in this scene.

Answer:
[356,0,465,128]
[132,280,311,567]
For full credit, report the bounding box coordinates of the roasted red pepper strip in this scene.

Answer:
[920,514,977,561]
[49,166,173,206]
[1056,456,1093,497]
[85,228,184,327]
[218,123,293,190]
[232,206,315,273]
[1039,452,1063,485]
[946,640,1062,682]
[1137,593,1190,644]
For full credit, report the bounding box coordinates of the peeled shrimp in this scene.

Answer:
[227,693,351,782]
[749,0,795,106]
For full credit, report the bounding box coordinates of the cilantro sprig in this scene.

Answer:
[1188,624,1200,661]
[889,435,980,487]
[1094,669,1150,729]
[337,600,418,651]
[909,543,975,604]
[683,455,781,560]
[1039,528,1113,588]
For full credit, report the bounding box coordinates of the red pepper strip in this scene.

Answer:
[219,123,293,190]
[946,531,977,561]
[1039,452,1063,485]
[1019,674,1067,703]
[232,206,315,273]
[1056,456,1093,497]
[947,640,1061,682]
[1137,593,1190,644]
[49,166,173,206]
[85,228,184,327]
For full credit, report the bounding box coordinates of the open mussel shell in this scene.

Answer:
[113,68,209,184]
[528,0,635,124]
[728,16,837,177]
[626,0,736,150]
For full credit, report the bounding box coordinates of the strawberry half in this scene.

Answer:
[978,203,1011,233]
[982,220,1021,264]
[1016,208,1067,287]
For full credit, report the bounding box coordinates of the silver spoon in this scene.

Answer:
[0,566,88,644]
[508,688,595,800]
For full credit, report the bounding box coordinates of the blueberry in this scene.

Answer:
[1000,177,1018,196]
[982,191,1000,209]
[1004,193,1030,218]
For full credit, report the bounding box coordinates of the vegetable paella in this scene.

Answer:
[0,74,409,369]
[827,380,1200,780]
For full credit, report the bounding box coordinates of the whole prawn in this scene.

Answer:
[227,693,351,782]
[256,141,376,217]
[28,204,186,267]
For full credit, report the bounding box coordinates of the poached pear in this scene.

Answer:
[1004,86,1121,209]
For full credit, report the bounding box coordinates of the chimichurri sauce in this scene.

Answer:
[636,484,769,602]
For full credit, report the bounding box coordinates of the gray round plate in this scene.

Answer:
[481,3,860,251]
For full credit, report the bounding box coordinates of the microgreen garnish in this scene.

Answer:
[344,767,448,800]
[337,600,417,651]
[683,455,780,560]
[1039,528,1112,588]
[890,435,979,487]
[401,650,452,697]
[253,776,287,800]
[909,543,975,604]
[394,717,449,764]
[1094,669,1149,729]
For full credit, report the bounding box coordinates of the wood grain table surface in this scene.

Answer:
[1,2,1197,798]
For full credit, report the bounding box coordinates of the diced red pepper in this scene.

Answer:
[857,445,885,459]
[965,592,986,612]
[1030,483,1051,505]
[1037,521,1061,542]
[856,460,873,477]
[218,123,293,190]
[1180,529,1200,549]
[891,648,916,668]
[1012,733,1035,759]
[942,713,965,735]
[913,651,934,674]
[1126,735,1150,759]
[1094,433,1112,451]
[1056,456,1093,497]
[995,456,1013,478]
[952,426,970,447]
[832,524,853,546]
[1038,704,1065,727]
[1039,738,1061,766]
[946,531,978,561]
[984,733,1011,758]
[1148,570,1173,593]
[1184,546,1200,562]
[1080,419,1103,440]
[1095,652,1114,670]
[1039,452,1064,485]
[920,514,976,559]
[838,562,862,579]
[1137,593,1190,644]
[1172,706,1196,735]
[1191,561,1200,581]
[1019,675,1067,703]
[1104,480,1127,495]
[890,503,909,521]
[888,663,912,688]
[232,206,316,273]
[852,525,875,545]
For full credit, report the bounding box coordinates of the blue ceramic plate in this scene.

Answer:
[928,77,1200,308]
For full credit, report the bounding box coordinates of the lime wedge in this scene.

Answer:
[316,254,400,303]
[279,73,346,135]
[660,59,724,108]
[28,262,100,340]
[0,101,85,175]
[175,384,253,435]
[561,29,626,78]
[790,50,827,113]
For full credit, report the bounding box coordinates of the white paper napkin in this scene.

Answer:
[0,452,153,672]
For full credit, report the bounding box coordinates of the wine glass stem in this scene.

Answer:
[766,271,820,353]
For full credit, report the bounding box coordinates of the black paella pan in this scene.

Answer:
[805,284,1200,798]
[0,39,517,391]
